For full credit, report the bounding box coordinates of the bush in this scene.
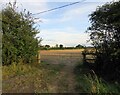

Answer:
[2,2,40,65]
[87,1,120,82]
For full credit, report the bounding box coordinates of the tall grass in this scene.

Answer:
[2,62,66,93]
[2,62,33,80]
[74,64,120,94]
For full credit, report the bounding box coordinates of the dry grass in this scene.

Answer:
[2,62,65,93]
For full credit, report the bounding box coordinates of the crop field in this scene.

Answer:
[40,49,84,66]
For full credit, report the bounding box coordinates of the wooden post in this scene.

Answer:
[37,52,41,64]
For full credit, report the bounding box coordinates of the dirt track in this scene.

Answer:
[40,49,83,92]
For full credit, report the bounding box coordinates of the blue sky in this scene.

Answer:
[1,0,117,47]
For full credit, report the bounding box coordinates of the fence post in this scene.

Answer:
[37,52,41,64]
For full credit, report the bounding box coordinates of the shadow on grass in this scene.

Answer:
[74,63,120,94]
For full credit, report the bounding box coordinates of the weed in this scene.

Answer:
[74,64,120,94]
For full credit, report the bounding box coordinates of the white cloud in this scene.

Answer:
[1,0,48,14]
[39,2,106,24]
[9,0,117,2]
[60,3,103,22]
[85,0,118,2]
[41,0,118,23]
[1,0,47,3]
[37,28,91,47]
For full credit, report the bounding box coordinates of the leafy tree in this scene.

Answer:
[59,44,63,49]
[76,44,84,48]
[2,2,40,65]
[45,45,50,48]
[87,1,120,81]
[55,44,58,48]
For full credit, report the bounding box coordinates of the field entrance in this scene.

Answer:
[39,49,84,92]
[2,49,84,93]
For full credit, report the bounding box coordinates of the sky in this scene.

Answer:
[1,0,118,47]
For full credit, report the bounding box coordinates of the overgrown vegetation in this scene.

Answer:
[2,2,40,65]
[87,1,120,82]
[2,62,65,93]
[74,64,120,94]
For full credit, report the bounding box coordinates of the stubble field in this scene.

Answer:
[40,49,84,66]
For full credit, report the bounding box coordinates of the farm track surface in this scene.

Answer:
[40,49,83,93]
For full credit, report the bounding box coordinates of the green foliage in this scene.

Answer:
[2,2,40,65]
[59,44,63,49]
[87,1,120,81]
[76,44,84,48]
[39,44,85,50]
[44,45,50,50]
[45,45,50,48]
[74,64,120,94]
[2,62,32,79]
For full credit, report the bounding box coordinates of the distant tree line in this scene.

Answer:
[39,44,85,50]
[2,2,40,65]
[87,1,120,82]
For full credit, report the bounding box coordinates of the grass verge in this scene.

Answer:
[74,63,120,94]
[2,62,64,93]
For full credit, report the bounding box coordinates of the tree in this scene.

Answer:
[45,45,50,48]
[2,2,40,65]
[45,45,50,49]
[87,1,120,81]
[59,44,63,49]
[76,44,84,48]
[55,44,58,48]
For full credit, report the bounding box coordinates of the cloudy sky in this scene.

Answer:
[1,0,117,47]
